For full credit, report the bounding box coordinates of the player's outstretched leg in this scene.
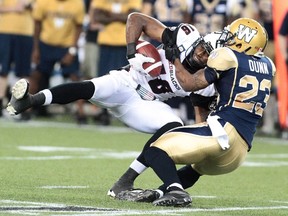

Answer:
[6,79,32,115]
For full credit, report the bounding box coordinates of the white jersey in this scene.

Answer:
[128,23,216,101]
[129,49,190,101]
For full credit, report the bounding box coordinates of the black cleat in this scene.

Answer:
[107,181,133,198]
[116,189,161,203]
[6,79,32,115]
[134,189,161,202]
[115,189,144,201]
[152,190,192,207]
[108,168,138,197]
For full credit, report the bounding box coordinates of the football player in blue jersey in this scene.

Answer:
[115,17,276,207]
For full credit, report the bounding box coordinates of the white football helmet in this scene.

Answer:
[175,23,201,64]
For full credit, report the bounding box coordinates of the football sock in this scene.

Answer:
[167,183,184,191]
[145,146,181,188]
[124,121,182,182]
[109,167,137,193]
[136,121,182,167]
[30,81,95,107]
[158,165,201,192]
[114,160,142,184]
[177,165,201,189]
[130,159,147,174]
[31,92,46,106]
[49,81,95,104]
[116,168,139,185]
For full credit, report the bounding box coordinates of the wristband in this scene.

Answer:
[127,42,136,59]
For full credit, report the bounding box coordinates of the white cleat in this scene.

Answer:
[6,104,17,116]
[12,79,29,100]
[6,79,30,115]
[107,190,116,198]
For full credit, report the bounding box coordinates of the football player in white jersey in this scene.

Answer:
[7,12,217,132]
[7,12,222,195]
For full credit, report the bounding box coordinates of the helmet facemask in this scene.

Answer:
[216,28,236,47]
[182,37,212,74]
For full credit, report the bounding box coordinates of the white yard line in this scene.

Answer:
[0,199,288,216]
[40,186,89,189]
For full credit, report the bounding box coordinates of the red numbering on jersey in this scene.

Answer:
[136,40,162,77]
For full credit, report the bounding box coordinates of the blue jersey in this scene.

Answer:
[204,47,276,148]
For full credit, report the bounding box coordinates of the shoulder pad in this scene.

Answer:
[207,47,238,71]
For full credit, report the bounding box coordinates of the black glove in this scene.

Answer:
[161,27,178,47]
[164,44,180,63]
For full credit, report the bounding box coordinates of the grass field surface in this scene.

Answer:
[0,118,288,215]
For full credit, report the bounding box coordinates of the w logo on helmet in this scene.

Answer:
[237,24,257,43]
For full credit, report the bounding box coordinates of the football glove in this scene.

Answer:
[128,53,155,75]
[161,27,179,47]
[164,44,180,63]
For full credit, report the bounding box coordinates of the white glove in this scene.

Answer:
[128,53,155,75]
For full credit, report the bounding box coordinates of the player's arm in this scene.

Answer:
[174,59,209,92]
[126,12,166,46]
[125,12,166,72]
[175,47,237,92]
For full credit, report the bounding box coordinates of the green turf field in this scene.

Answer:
[0,118,288,215]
